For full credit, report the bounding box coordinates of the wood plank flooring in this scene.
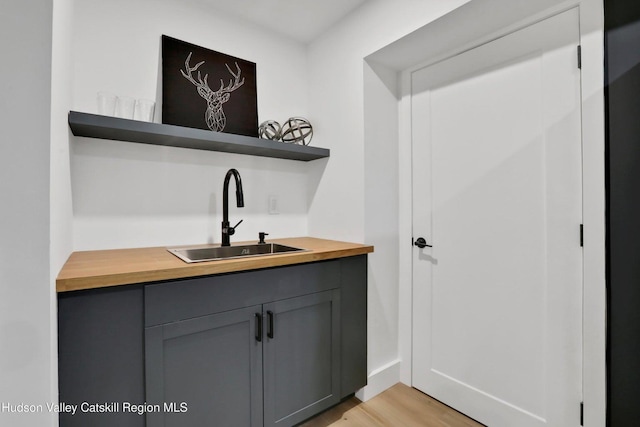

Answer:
[301,383,485,427]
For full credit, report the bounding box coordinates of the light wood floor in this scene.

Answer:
[300,383,485,427]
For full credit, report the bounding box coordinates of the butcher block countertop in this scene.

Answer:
[56,237,374,293]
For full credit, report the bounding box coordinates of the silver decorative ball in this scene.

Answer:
[258,120,282,141]
[280,117,313,145]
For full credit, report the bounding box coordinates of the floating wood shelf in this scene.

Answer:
[68,111,329,162]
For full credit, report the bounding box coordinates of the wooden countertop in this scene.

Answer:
[56,237,373,293]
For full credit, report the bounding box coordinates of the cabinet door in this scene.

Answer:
[145,305,263,427]
[263,290,341,427]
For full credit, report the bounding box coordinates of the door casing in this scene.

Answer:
[378,1,606,425]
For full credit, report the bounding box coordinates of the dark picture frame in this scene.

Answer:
[162,35,258,137]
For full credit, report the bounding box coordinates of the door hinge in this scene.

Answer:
[580,224,584,247]
[577,45,582,69]
[580,401,584,425]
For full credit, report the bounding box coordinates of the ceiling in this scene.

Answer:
[201,0,370,43]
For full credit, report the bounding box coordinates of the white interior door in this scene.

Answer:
[411,9,583,427]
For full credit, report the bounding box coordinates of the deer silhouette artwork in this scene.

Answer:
[180,52,245,132]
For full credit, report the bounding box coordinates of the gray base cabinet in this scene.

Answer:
[145,305,263,427]
[58,256,367,427]
[264,290,340,426]
[57,286,145,427]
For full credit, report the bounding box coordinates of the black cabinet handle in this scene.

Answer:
[255,313,262,342]
[267,311,274,339]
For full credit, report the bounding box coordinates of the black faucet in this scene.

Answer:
[221,168,244,246]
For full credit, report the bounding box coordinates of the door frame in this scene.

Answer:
[409,9,584,425]
[390,1,605,425]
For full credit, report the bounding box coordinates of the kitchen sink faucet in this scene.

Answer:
[221,168,244,246]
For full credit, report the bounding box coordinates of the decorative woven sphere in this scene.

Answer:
[280,117,313,145]
[258,120,282,141]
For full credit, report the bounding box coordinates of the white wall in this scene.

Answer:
[362,61,401,399]
[51,0,76,424]
[307,0,471,398]
[51,0,74,295]
[0,1,55,425]
[70,0,312,250]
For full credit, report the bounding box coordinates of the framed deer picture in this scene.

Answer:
[161,35,258,137]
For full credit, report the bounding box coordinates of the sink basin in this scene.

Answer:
[167,243,306,263]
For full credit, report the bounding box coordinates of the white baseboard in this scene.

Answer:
[355,358,401,401]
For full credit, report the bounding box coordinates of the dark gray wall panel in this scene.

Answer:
[605,1,640,424]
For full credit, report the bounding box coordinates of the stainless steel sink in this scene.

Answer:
[167,243,306,263]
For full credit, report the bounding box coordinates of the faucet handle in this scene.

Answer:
[259,232,269,244]
[229,219,243,236]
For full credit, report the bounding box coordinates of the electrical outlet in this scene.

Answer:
[268,195,279,214]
